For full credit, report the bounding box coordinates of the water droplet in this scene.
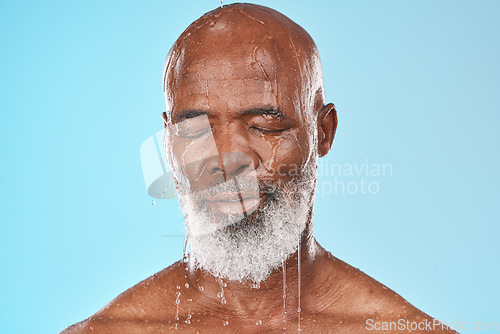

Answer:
[252,282,260,289]
[217,292,223,298]
[219,0,223,8]
[256,320,262,326]
[185,283,190,288]
[176,292,181,305]
[150,200,156,206]
[184,312,192,325]
[199,285,204,291]
[223,320,229,326]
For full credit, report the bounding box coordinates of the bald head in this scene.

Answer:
[163,3,325,124]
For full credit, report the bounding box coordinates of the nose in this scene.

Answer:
[210,124,258,179]
[206,151,255,180]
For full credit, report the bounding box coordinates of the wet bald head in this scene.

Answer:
[163,3,325,124]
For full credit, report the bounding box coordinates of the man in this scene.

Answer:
[62,3,456,333]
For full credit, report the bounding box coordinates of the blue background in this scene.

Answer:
[0,1,498,333]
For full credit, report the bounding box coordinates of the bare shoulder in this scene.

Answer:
[59,317,113,334]
[59,261,185,334]
[307,250,458,333]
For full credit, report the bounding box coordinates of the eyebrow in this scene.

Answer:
[174,109,209,122]
[174,106,286,122]
[239,107,287,118]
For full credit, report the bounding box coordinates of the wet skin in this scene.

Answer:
[61,4,457,334]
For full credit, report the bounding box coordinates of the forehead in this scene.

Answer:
[163,7,320,122]
[167,42,312,125]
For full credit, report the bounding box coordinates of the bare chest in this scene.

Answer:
[153,312,367,334]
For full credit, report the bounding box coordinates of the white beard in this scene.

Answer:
[176,162,317,284]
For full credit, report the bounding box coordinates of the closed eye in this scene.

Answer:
[250,126,291,135]
[171,114,213,139]
[181,127,214,139]
[172,123,214,139]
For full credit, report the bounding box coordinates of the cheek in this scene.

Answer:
[167,134,219,188]
[257,130,311,179]
[165,135,188,184]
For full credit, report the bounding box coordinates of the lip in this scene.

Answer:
[206,191,263,215]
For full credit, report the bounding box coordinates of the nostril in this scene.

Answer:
[210,166,224,175]
[234,164,250,176]
[205,152,256,179]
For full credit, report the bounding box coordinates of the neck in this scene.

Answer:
[182,230,318,317]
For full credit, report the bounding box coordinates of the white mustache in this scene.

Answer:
[190,176,281,202]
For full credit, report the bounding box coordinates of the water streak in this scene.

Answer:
[175,291,181,324]
[217,278,227,304]
[282,257,287,329]
[183,233,189,263]
[297,239,302,332]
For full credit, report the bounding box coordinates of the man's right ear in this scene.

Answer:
[161,112,168,129]
[317,103,338,157]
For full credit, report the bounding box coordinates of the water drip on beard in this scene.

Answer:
[182,234,189,291]
[183,233,189,265]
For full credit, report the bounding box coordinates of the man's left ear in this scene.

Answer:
[317,103,338,157]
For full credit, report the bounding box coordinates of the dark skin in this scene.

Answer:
[62,4,457,334]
